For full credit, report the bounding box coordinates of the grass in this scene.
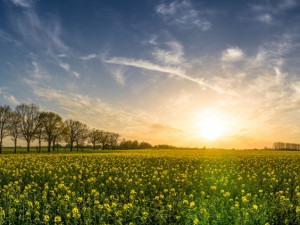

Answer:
[0,149,299,224]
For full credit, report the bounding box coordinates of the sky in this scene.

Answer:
[1,0,300,148]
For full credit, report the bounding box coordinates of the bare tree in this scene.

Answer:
[52,123,66,152]
[99,130,109,150]
[64,119,87,151]
[40,112,63,152]
[0,105,12,153]
[7,111,21,153]
[108,132,120,150]
[15,104,40,153]
[88,129,101,150]
[78,128,89,151]
[35,120,43,153]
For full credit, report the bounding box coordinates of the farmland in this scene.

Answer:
[0,149,299,224]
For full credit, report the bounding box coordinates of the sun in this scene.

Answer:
[198,115,227,141]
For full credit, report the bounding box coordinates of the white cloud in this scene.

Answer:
[156,0,211,31]
[3,95,19,105]
[57,54,67,58]
[222,47,244,61]
[59,63,70,72]
[153,41,184,65]
[72,71,80,78]
[10,0,33,8]
[111,68,125,86]
[257,13,272,24]
[80,54,97,61]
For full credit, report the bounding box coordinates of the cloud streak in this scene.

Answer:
[80,54,97,61]
[59,63,70,72]
[105,57,230,95]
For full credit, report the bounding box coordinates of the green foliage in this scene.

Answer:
[0,149,299,224]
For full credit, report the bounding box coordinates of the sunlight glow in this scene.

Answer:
[198,115,227,141]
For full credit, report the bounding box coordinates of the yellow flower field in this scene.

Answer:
[0,149,299,224]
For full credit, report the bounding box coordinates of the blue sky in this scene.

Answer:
[1,0,300,148]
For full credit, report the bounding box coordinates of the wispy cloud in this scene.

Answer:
[80,54,97,61]
[72,71,80,78]
[257,13,272,24]
[152,41,184,65]
[251,0,298,24]
[105,56,229,95]
[9,3,68,55]
[156,0,211,30]
[32,87,158,136]
[31,62,51,80]
[59,63,70,72]
[9,0,33,8]
[222,47,244,62]
[111,67,125,86]
[0,29,21,46]
[57,54,67,58]
[3,94,20,105]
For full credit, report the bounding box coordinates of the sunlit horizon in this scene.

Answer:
[1,0,300,149]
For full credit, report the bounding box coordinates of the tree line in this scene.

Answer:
[0,103,152,153]
[273,142,300,151]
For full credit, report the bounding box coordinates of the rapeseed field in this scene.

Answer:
[0,150,299,224]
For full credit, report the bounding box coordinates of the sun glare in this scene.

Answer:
[198,115,227,141]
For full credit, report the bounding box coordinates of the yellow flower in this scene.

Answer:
[190,201,195,208]
[253,204,258,210]
[44,215,50,222]
[54,216,61,223]
[65,195,70,201]
[242,196,248,203]
[193,218,199,224]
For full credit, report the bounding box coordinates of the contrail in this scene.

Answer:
[105,57,232,95]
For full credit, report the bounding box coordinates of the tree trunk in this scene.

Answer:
[48,140,51,152]
[93,142,95,150]
[14,139,17,153]
[52,139,55,152]
[27,141,30,153]
[39,139,41,153]
[76,141,79,151]
[0,141,2,154]
[70,142,73,151]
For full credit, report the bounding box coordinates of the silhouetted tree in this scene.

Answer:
[0,105,11,153]
[15,104,40,153]
[99,130,109,150]
[108,132,120,150]
[64,119,87,151]
[39,112,63,152]
[35,117,43,153]
[8,111,21,153]
[132,140,139,149]
[88,129,101,150]
[140,141,152,149]
[52,122,67,152]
